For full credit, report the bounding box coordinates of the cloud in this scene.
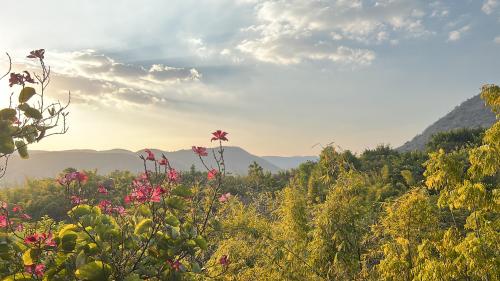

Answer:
[42,50,225,108]
[482,0,498,14]
[233,0,432,66]
[447,25,471,42]
[494,36,500,43]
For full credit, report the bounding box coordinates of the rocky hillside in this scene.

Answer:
[398,94,496,152]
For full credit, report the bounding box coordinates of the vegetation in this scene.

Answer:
[0,51,498,280]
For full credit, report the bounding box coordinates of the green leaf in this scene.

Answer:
[23,107,43,120]
[19,87,36,103]
[0,108,16,120]
[194,235,208,250]
[134,218,152,235]
[15,140,29,159]
[171,185,193,197]
[2,273,34,281]
[0,136,15,154]
[69,205,92,219]
[61,231,78,251]
[191,262,202,273]
[22,248,40,266]
[165,215,180,227]
[75,261,111,281]
[166,197,185,210]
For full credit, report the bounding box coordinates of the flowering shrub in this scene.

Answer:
[0,49,70,178]
[0,131,231,280]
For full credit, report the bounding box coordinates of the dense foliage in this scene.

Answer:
[0,51,498,280]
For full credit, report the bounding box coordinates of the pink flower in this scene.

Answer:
[71,196,82,205]
[218,193,231,203]
[98,184,108,195]
[151,187,166,202]
[27,49,45,60]
[0,216,9,228]
[144,149,156,161]
[168,169,180,183]
[167,259,182,272]
[21,213,32,220]
[207,169,218,180]
[211,130,228,142]
[24,233,40,244]
[192,146,208,156]
[9,73,24,87]
[43,233,56,247]
[12,205,22,212]
[124,195,133,204]
[98,200,113,214]
[0,202,7,209]
[26,263,45,277]
[16,224,24,232]
[219,255,229,266]
[76,172,88,184]
[113,206,126,215]
[159,156,169,166]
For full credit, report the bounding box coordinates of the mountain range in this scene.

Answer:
[0,147,318,184]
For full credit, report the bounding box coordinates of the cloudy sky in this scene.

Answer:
[1,0,499,156]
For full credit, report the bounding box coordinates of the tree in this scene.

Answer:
[0,50,70,179]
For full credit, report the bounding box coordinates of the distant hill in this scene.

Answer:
[398,94,496,152]
[1,146,283,184]
[262,156,318,170]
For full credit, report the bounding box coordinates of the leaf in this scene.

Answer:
[134,218,152,235]
[171,185,193,197]
[19,87,37,103]
[2,273,34,281]
[15,140,29,159]
[22,248,40,266]
[75,261,111,281]
[0,136,15,154]
[0,108,16,121]
[23,107,43,120]
[61,231,78,251]
[194,235,208,250]
[166,197,185,210]
[165,215,180,227]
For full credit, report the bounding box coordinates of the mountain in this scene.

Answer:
[398,94,496,152]
[262,156,318,170]
[0,146,281,184]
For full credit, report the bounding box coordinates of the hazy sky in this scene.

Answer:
[1,0,499,156]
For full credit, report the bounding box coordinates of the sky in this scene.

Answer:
[0,0,499,156]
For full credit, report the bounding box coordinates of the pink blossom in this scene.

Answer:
[218,193,231,203]
[207,169,218,180]
[98,184,108,195]
[21,213,32,220]
[168,169,180,183]
[167,259,182,272]
[70,196,82,205]
[192,146,208,156]
[159,156,169,166]
[219,255,229,266]
[25,263,45,277]
[211,130,228,142]
[98,200,113,214]
[144,149,156,161]
[0,216,9,228]
[12,205,22,212]
[27,49,45,60]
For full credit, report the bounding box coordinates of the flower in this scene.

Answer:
[144,149,156,161]
[98,200,113,214]
[167,259,182,272]
[70,196,83,205]
[207,169,218,180]
[75,172,88,184]
[168,169,180,183]
[12,205,22,212]
[219,255,229,266]
[218,193,231,203]
[192,146,208,156]
[27,49,45,59]
[211,130,228,142]
[21,213,32,220]
[16,224,24,232]
[9,73,24,87]
[151,187,166,202]
[25,263,45,277]
[98,184,108,195]
[0,216,9,228]
[159,156,169,166]
[113,206,126,215]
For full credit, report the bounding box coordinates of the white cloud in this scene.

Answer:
[39,50,228,108]
[234,0,433,66]
[482,0,498,14]
[494,36,500,43]
[447,25,470,42]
